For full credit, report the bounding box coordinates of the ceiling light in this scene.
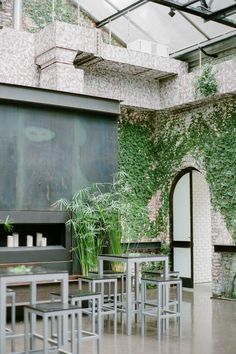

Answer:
[168,7,176,18]
[200,0,208,8]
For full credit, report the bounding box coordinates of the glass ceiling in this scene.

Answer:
[79,0,236,54]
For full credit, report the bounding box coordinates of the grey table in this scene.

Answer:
[0,266,69,354]
[98,253,169,336]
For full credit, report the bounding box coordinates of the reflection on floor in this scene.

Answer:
[7,283,236,354]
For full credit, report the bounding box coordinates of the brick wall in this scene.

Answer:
[192,170,212,283]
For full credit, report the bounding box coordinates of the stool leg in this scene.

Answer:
[43,314,49,354]
[178,282,182,337]
[120,275,124,321]
[92,297,96,333]
[24,307,30,354]
[114,280,117,335]
[141,281,145,336]
[71,310,76,353]
[162,283,167,333]
[157,284,162,340]
[77,310,82,354]
[97,295,102,354]
[10,291,16,352]
[50,294,57,339]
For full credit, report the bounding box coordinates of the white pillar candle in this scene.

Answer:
[27,235,33,247]
[41,237,47,247]
[7,235,14,247]
[36,233,43,246]
[12,233,19,247]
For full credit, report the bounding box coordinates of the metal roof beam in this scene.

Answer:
[96,0,148,28]
[206,4,236,21]
[104,0,157,42]
[150,0,236,28]
[183,0,202,7]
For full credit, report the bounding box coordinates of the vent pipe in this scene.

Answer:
[13,0,23,30]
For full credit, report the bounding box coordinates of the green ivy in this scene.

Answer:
[119,99,236,242]
[23,0,77,31]
[23,0,123,46]
[195,64,218,97]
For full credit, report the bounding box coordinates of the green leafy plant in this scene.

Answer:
[53,172,146,275]
[226,273,236,299]
[54,186,105,276]
[1,215,14,233]
[195,64,218,97]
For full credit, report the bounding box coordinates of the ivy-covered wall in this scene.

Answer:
[118,97,236,243]
[23,0,123,46]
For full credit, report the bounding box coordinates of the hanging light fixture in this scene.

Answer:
[168,7,176,17]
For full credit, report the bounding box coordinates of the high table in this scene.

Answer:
[0,266,69,354]
[98,253,169,336]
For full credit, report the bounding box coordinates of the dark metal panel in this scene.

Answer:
[0,246,70,263]
[214,245,236,253]
[0,211,67,223]
[0,83,120,115]
[172,241,191,248]
[0,102,118,211]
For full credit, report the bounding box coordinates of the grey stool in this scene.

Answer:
[78,274,117,334]
[24,302,82,354]
[6,288,16,352]
[89,270,126,308]
[141,276,182,340]
[51,290,101,354]
[143,270,179,278]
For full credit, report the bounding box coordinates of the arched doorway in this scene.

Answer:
[170,168,212,288]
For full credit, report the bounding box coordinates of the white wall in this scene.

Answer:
[192,171,212,283]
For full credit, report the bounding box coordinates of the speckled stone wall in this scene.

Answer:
[0,21,235,108]
[83,67,160,109]
[212,253,236,296]
[0,0,13,28]
[0,27,38,87]
[160,59,236,109]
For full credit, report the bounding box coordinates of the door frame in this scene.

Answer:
[169,167,198,288]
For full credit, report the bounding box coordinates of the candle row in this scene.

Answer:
[7,233,47,247]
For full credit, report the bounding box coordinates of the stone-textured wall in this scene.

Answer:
[213,253,236,296]
[83,67,160,109]
[211,210,234,295]
[0,21,235,108]
[0,27,38,87]
[0,0,13,28]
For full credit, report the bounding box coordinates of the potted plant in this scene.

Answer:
[53,172,146,275]
[1,215,14,233]
[195,63,218,97]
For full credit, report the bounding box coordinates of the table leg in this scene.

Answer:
[0,281,6,354]
[134,263,140,322]
[126,261,132,335]
[99,259,104,275]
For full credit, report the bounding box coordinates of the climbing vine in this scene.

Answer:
[195,64,218,97]
[119,99,236,242]
[23,0,123,46]
[23,0,77,31]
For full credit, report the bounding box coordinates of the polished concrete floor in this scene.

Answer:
[8,283,236,354]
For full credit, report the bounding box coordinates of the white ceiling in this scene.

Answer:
[79,0,236,53]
